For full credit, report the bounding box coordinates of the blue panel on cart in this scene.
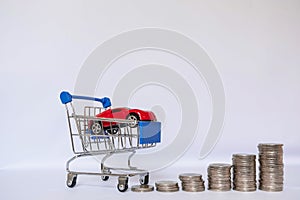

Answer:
[138,121,161,144]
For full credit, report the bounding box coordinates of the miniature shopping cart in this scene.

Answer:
[60,91,161,192]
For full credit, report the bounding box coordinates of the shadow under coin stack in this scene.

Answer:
[179,173,205,192]
[155,181,179,192]
[258,143,284,192]
[232,154,256,192]
[207,163,232,191]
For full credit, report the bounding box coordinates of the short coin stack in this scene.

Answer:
[155,181,179,192]
[207,163,232,191]
[131,185,154,192]
[258,143,284,192]
[179,173,205,192]
[232,154,256,192]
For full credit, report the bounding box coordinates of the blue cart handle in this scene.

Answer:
[60,91,111,108]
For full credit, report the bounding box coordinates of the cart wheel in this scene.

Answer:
[91,122,102,135]
[117,184,128,192]
[66,173,77,188]
[139,173,149,185]
[101,176,109,181]
[117,176,129,192]
[127,113,140,128]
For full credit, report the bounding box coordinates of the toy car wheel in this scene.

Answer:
[127,113,139,128]
[91,122,102,135]
[105,127,119,135]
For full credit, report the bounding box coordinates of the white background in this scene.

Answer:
[1,0,300,199]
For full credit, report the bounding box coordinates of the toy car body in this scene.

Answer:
[89,107,157,134]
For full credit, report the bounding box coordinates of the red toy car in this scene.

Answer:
[89,107,157,134]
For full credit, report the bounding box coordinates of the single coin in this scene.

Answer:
[155,180,178,187]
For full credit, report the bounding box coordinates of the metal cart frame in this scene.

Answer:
[60,91,161,192]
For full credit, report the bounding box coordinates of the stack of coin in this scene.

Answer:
[258,143,284,192]
[155,181,179,192]
[207,163,232,191]
[232,154,256,192]
[179,173,205,192]
[131,185,154,192]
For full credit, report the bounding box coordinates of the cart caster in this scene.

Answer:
[66,173,77,188]
[139,173,149,185]
[101,175,109,181]
[101,168,111,181]
[117,176,129,192]
[117,184,128,192]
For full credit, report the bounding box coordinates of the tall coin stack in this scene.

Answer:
[179,173,205,192]
[207,163,232,191]
[258,143,284,192]
[232,154,256,192]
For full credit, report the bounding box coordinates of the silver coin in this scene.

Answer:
[209,163,232,169]
[180,173,202,176]
[259,185,283,192]
[258,143,284,148]
[156,186,179,189]
[156,187,179,192]
[208,187,231,191]
[182,187,205,192]
[180,178,203,182]
[179,173,202,178]
[234,187,256,192]
[155,180,178,187]
[182,181,204,185]
[131,185,154,192]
